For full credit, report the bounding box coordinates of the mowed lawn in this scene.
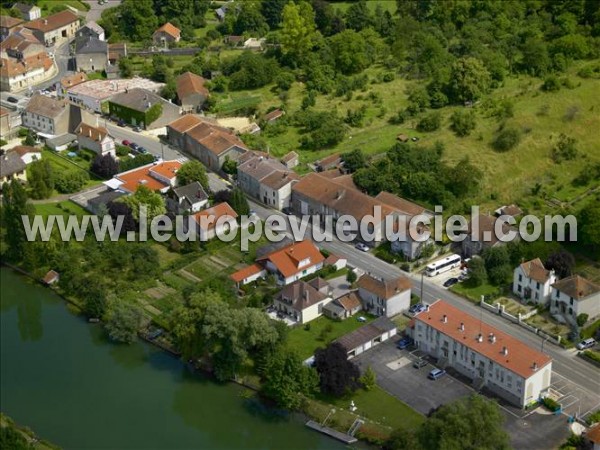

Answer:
[287,314,377,360]
[33,201,87,219]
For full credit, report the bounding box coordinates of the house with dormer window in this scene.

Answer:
[273,277,333,324]
[357,274,412,318]
[550,275,600,325]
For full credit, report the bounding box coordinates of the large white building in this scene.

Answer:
[411,300,552,408]
[513,258,557,305]
[357,274,412,318]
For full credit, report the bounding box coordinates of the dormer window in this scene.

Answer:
[298,257,310,268]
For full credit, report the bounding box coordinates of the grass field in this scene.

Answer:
[287,314,376,360]
[33,201,87,219]
[37,0,89,14]
[332,1,397,14]
[450,282,500,303]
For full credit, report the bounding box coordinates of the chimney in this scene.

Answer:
[442,314,447,323]
[304,289,309,303]
[502,346,508,356]
[425,304,430,312]
[489,333,496,343]
[477,333,483,343]
[532,362,538,371]
[44,19,48,25]
[459,322,465,331]
[88,128,92,137]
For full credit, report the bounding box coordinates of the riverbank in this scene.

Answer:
[0,413,59,450]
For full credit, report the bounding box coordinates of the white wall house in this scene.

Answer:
[550,275,600,325]
[357,274,412,318]
[192,202,238,242]
[258,240,325,286]
[411,300,552,408]
[273,278,333,324]
[513,258,557,305]
[75,122,115,157]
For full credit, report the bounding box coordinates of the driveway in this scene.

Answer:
[84,0,122,23]
[354,340,472,416]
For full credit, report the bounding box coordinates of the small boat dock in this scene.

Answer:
[305,420,358,444]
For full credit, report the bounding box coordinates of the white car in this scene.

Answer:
[355,242,370,252]
[577,338,596,350]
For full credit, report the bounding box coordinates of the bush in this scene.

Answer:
[416,111,442,132]
[491,127,521,152]
[577,313,589,327]
[116,145,130,157]
[450,109,476,137]
[541,75,561,92]
[551,134,578,163]
[54,171,89,193]
[542,397,561,412]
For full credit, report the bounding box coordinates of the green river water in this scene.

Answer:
[0,268,345,450]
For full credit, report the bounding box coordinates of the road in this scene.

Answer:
[245,199,600,400]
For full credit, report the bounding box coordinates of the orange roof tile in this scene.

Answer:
[0,15,23,29]
[552,275,600,300]
[258,240,325,279]
[230,263,265,283]
[519,258,552,284]
[176,71,209,99]
[149,161,181,179]
[358,274,412,299]
[192,202,238,230]
[116,161,182,193]
[154,22,180,39]
[587,423,600,444]
[415,300,552,379]
[0,52,53,78]
[167,114,204,133]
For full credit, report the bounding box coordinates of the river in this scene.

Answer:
[0,268,345,450]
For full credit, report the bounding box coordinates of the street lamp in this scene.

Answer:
[541,335,550,353]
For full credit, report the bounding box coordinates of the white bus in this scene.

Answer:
[425,254,462,277]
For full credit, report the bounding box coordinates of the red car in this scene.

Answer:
[122,139,132,146]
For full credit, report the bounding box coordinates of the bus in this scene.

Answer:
[425,254,462,277]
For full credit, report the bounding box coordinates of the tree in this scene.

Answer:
[224,52,280,90]
[542,75,561,92]
[345,0,372,31]
[233,1,269,35]
[417,112,442,132]
[552,134,578,163]
[384,429,421,450]
[447,57,491,104]
[450,109,477,137]
[261,0,290,28]
[122,185,166,221]
[23,131,36,147]
[419,395,509,450]
[491,127,521,152]
[346,270,357,284]
[2,180,34,262]
[545,250,575,278]
[27,159,54,199]
[280,1,319,62]
[54,170,88,194]
[119,153,155,172]
[482,247,512,285]
[467,257,487,287]
[119,56,134,78]
[341,149,367,173]
[314,342,361,397]
[91,153,119,179]
[118,0,158,42]
[176,160,209,190]
[360,366,377,391]
[579,203,600,253]
[261,347,319,409]
[107,201,136,234]
[446,157,482,198]
[105,300,144,344]
[221,157,237,175]
[229,187,250,216]
[577,313,589,328]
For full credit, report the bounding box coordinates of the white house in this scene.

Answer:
[14,3,42,21]
[192,202,238,241]
[257,240,325,286]
[513,258,557,305]
[411,300,552,408]
[273,277,333,324]
[550,275,600,325]
[75,122,115,157]
[22,94,70,136]
[357,274,412,318]
[166,181,208,214]
[12,145,41,165]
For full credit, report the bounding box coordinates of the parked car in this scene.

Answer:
[117,119,126,127]
[413,359,428,369]
[122,139,132,146]
[137,147,149,154]
[577,338,597,350]
[7,96,18,103]
[129,142,140,151]
[132,126,142,132]
[355,242,370,252]
[428,368,446,380]
[409,303,426,315]
[282,207,293,215]
[356,316,367,323]
[443,277,459,288]
[396,336,413,350]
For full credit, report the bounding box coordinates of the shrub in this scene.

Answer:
[491,127,521,152]
[551,134,578,163]
[542,397,561,412]
[541,75,561,92]
[450,109,476,137]
[54,171,89,193]
[416,112,442,132]
[576,313,589,327]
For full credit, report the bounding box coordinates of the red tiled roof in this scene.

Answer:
[149,160,180,180]
[375,191,427,216]
[116,161,181,193]
[154,22,180,39]
[168,114,203,133]
[61,72,87,88]
[12,145,40,156]
[0,15,23,29]
[192,202,238,230]
[415,300,552,379]
[230,263,265,283]
[587,423,600,444]
[264,108,284,122]
[25,10,78,33]
[519,258,552,284]
[0,52,53,78]
[258,240,324,279]
[551,275,600,300]
[176,71,209,100]
[336,291,362,311]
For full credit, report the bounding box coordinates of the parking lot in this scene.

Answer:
[549,372,600,420]
[424,265,466,289]
[354,340,472,415]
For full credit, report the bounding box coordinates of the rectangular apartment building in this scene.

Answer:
[412,300,552,408]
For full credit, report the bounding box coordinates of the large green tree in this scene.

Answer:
[280,1,319,62]
[27,159,54,200]
[418,395,510,450]
[447,57,491,104]
[119,0,158,42]
[176,160,209,190]
[105,300,144,344]
[2,180,34,262]
[261,347,319,409]
[579,202,600,254]
[122,185,166,221]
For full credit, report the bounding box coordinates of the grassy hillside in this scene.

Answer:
[213,62,600,211]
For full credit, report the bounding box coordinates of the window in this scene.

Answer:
[569,307,573,315]
[518,274,522,282]
[569,297,574,306]
[536,282,540,289]
[517,285,522,292]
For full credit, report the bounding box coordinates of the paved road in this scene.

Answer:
[105,123,184,161]
[244,199,600,401]
[84,0,122,23]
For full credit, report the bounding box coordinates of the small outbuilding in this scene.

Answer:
[335,316,397,359]
[42,270,60,285]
